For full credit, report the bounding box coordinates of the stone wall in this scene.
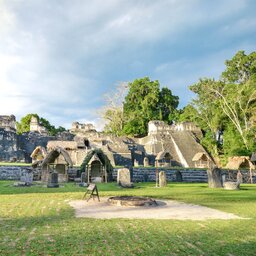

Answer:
[0,165,80,181]
[0,166,33,180]
[0,129,25,162]
[113,168,209,182]
[17,132,56,162]
[113,168,255,183]
[1,165,255,183]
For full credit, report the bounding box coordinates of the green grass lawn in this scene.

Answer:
[0,181,256,255]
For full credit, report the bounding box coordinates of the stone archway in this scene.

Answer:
[81,149,113,183]
[156,150,173,167]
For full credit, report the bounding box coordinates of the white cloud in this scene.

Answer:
[0,0,255,128]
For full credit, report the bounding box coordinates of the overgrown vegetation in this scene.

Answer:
[102,77,179,136]
[1,181,256,255]
[101,50,256,161]
[16,113,66,136]
[186,50,256,158]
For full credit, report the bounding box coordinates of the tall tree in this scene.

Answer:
[123,77,161,136]
[158,87,179,123]
[189,50,256,156]
[101,78,179,136]
[222,50,256,83]
[101,82,128,136]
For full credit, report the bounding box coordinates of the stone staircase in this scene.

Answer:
[170,131,207,168]
[162,136,182,167]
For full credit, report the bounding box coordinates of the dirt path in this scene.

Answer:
[69,198,244,220]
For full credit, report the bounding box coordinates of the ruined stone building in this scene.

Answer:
[0,115,213,170]
[47,120,213,169]
[0,115,23,161]
[0,115,16,131]
[30,116,48,135]
[0,115,73,162]
[138,121,211,168]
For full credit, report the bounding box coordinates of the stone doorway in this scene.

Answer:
[91,160,102,178]
[55,164,67,182]
[81,149,113,183]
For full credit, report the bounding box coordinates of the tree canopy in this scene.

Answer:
[101,77,179,137]
[100,82,128,136]
[123,77,179,136]
[188,50,256,158]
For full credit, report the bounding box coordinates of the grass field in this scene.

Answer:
[0,181,256,256]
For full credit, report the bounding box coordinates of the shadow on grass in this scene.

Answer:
[1,214,256,256]
[0,207,75,230]
[0,181,133,195]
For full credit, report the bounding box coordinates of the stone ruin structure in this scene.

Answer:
[70,122,96,133]
[0,115,24,162]
[0,115,73,162]
[30,116,48,135]
[58,120,213,170]
[139,121,212,168]
[41,146,73,183]
[0,116,214,182]
[0,115,16,132]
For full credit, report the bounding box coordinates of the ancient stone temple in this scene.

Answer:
[0,115,214,169]
[70,122,96,133]
[80,149,113,183]
[139,121,212,168]
[0,115,16,132]
[30,116,48,135]
[41,147,73,182]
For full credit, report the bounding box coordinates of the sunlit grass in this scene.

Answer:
[1,181,256,255]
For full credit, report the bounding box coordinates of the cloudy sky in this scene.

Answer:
[0,0,256,130]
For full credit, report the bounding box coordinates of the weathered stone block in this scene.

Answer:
[20,171,33,185]
[117,168,133,188]
[47,172,59,188]
[159,171,167,187]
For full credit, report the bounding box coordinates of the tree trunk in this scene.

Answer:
[207,166,223,188]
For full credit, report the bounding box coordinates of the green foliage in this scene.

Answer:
[188,50,256,158]
[222,125,250,157]
[123,77,160,136]
[222,50,256,83]
[178,104,199,123]
[201,130,218,156]
[16,114,66,136]
[103,108,124,136]
[158,87,179,123]
[123,77,179,136]
[39,117,55,135]
[101,82,127,136]
[16,113,39,134]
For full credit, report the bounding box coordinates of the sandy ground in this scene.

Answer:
[68,197,244,220]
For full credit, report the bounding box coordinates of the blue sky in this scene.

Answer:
[0,0,256,130]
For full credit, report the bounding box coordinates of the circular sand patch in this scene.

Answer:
[68,197,244,220]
